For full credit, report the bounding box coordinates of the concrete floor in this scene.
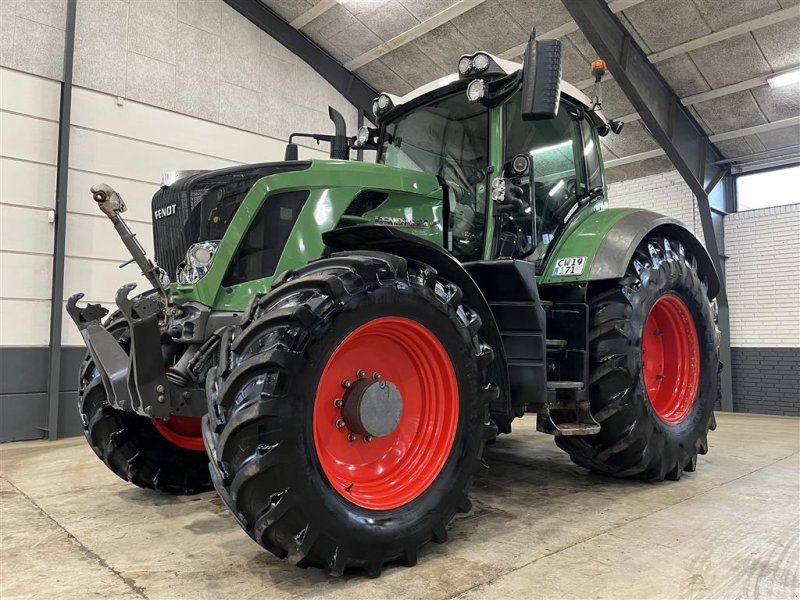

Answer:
[1,413,798,600]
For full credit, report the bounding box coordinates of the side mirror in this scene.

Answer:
[521,29,562,121]
[284,143,299,161]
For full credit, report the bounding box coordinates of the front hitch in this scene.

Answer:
[68,184,206,420]
[90,183,167,303]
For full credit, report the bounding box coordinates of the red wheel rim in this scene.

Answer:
[151,415,205,451]
[642,294,701,423]
[313,316,459,510]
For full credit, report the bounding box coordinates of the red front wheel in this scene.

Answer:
[203,252,497,577]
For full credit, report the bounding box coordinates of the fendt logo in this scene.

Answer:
[154,203,176,220]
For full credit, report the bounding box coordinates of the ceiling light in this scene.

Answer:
[548,179,565,196]
[530,141,571,156]
[767,68,800,88]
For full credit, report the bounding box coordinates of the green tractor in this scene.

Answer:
[68,30,720,577]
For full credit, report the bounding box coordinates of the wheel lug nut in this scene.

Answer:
[372,372,381,380]
[347,433,357,442]
[333,398,343,408]
[365,435,373,442]
[336,419,346,428]
[357,369,366,379]
[342,379,351,388]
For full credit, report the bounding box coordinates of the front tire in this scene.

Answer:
[203,252,497,576]
[78,324,211,494]
[556,236,720,481]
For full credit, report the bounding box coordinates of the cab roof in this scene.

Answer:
[379,54,607,126]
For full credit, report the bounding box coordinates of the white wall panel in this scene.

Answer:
[0,157,57,210]
[0,68,60,120]
[67,168,158,223]
[63,256,145,304]
[0,299,51,346]
[0,112,59,165]
[68,127,238,186]
[0,67,61,350]
[0,252,53,300]
[71,87,325,165]
[724,204,800,348]
[65,213,153,262]
[0,205,54,255]
[608,170,701,234]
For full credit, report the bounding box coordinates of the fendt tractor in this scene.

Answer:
[69,29,720,577]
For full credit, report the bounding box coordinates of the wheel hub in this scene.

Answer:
[341,378,403,438]
[312,316,459,510]
[642,293,700,424]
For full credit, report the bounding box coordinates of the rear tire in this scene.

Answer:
[78,325,211,494]
[203,252,497,576]
[555,236,720,481]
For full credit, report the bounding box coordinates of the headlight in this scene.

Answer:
[356,125,371,146]
[466,79,486,102]
[176,240,220,284]
[372,93,395,121]
[458,56,472,76]
[472,52,490,72]
[457,52,504,79]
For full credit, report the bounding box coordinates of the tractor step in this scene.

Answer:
[546,381,584,390]
[546,338,567,350]
[548,421,601,436]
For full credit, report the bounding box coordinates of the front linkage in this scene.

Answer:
[67,184,209,422]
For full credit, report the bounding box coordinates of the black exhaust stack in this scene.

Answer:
[328,106,349,160]
[283,105,350,161]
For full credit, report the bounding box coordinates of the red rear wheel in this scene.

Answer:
[151,415,205,451]
[642,293,701,424]
[313,316,459,510]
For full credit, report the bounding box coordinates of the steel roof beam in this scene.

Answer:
[562,0,735,410]
[225,0,378,115]
[561,0,726,224]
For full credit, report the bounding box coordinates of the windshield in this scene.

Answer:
[379,92,489,261]
[504,94,585,263]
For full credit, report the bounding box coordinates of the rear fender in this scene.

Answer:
[323,225,511,415]
[541,208,720,299]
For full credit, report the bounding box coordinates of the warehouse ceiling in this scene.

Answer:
[260,0,800,181]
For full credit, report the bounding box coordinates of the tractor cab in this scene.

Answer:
[360,39,614,273]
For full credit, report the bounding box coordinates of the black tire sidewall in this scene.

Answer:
[631,264,719,445]
[281,284,484,548]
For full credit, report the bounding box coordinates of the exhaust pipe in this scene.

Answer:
[328,106,349,160]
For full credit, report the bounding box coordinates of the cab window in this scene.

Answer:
[504,96,585,259]
[379,93,489,261]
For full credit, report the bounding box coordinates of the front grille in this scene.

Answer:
[151,161,310,279]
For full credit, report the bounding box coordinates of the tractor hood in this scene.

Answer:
[160,159,444,310]
[152,161,313,280]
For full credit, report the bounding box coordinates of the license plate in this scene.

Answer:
[552,256,587,276]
